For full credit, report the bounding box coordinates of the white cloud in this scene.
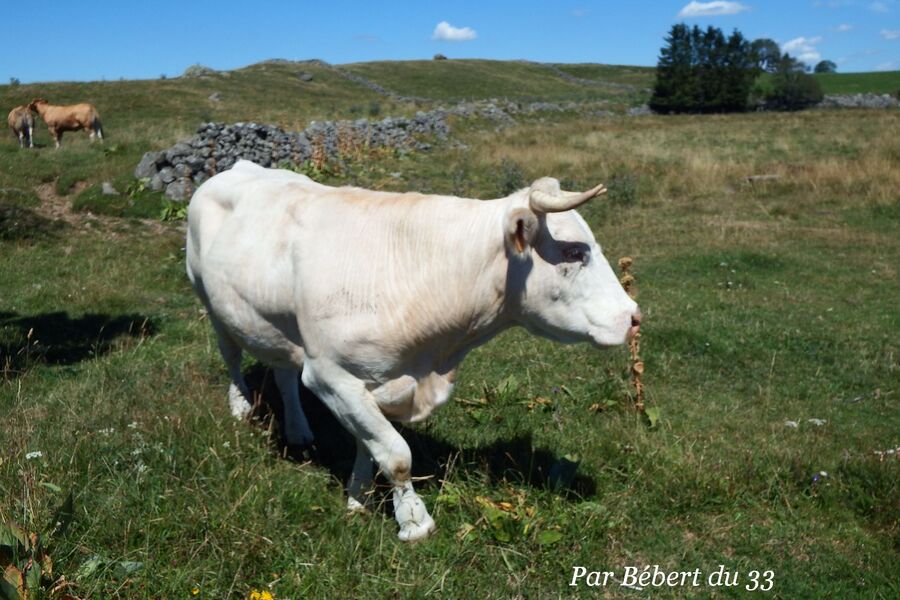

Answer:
[572,8,590,17]
[881,28,900,39]
[876,61,899,70]
[782,36,823,64]
[835,23,853,32]
[432,21,477,42]
[677,1,750,17]
[868,1,890,13]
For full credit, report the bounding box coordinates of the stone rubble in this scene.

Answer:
[133,99,606,201]
[817,93,900,109]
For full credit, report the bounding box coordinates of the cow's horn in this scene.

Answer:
[529,183,607,213]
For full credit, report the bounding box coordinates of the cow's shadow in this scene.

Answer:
[244,365,597,500]
[0,311,156,378]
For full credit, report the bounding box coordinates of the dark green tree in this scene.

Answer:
[649,24,698,113]
[766,53,824,110]
[650,24,756,113]
[750,38,781,72]
[814,60,837,73]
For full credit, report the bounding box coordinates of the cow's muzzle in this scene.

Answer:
[627,309,642,340]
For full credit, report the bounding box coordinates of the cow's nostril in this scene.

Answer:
[631,310,642,328]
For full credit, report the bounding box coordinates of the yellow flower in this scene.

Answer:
[191,587,200,596]
[249,591,274,600]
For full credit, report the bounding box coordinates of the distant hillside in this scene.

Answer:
[3,59,897,127]
[1,58,897,200]
[812,70,900,95]
[340,59,648,102]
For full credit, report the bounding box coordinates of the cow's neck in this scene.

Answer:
[387,193,524,375]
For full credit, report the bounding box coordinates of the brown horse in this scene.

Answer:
[29,98,103,148]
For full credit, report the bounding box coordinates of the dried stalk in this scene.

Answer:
[618,257,644,413]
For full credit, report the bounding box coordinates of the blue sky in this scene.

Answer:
[3,1,898,83]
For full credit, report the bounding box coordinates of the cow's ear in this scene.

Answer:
[504,208,538,257]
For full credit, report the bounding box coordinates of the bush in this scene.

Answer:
[814,60,837,74]
[496,158,525,196]
[766,56,823,110]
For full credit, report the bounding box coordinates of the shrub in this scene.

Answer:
[496,158,525,196]
[766,55,824,110]
[814,60,837,74]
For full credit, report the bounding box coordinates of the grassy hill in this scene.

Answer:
[1,59,894,212]
[813,70,900,95]
[1,58,899,598]
[341,59,646,102]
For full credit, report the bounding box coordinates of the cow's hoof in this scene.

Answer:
[394,489,435,542]
[397,515,436,542]
[347,496,370,513]
[228,387,252,419]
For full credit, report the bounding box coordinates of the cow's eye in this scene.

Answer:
[562,246,588,264]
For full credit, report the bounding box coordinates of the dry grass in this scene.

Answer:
[469,111,900,209]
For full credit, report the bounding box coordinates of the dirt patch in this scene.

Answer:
[33,181,90,225]
[32,180,175,237]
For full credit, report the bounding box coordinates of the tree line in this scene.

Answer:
[649,24,826,114]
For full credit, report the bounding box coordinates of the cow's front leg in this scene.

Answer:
[302,360,436,542]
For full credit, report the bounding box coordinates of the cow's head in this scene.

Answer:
[504,177,640,347]
[28,98,48,112]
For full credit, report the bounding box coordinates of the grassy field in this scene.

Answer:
[1,61,899,598]
[341,59,646,103]
[814,70,900,95]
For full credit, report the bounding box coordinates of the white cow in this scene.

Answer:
[186,160,640,541]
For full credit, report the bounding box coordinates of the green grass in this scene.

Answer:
[342,59,644,103]
[814,70,900,95]
[552,63,657,88]
[1,62,899,598]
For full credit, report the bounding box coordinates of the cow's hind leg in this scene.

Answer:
[209,316,253,419]
[273,367,314,447]
[346,438,374,512]
[303,360,435,542]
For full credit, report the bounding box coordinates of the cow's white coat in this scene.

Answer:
[187,160,639,541]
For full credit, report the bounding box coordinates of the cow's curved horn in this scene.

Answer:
[529,182,607,213]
